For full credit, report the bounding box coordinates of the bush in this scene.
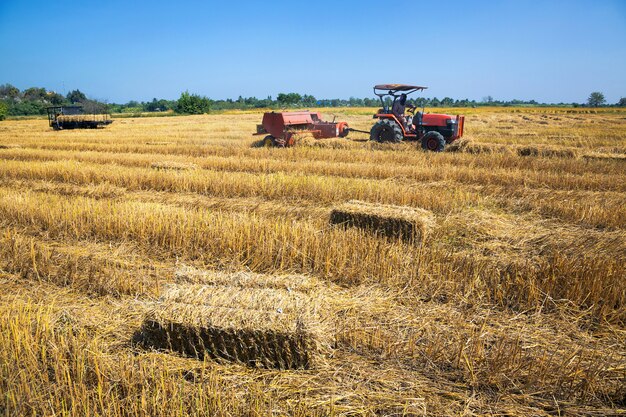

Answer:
[0,101,7,120]
[8,100,46,116]
[175,91,211,114]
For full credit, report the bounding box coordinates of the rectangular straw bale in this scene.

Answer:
[57,114,108,122]
[463,142,512,155]
[582,153,626,162]
[161,284,310,315]
[446,138,512,155]
[150,161,197,171]
[516,145,579,158]
[330,200,434,242]
[174,266,319,294]
[137,284,329,369]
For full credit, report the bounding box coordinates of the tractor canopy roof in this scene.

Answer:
[374,84,427,98]
[374,84,427,91]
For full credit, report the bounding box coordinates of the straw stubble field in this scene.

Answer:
[0,107,625,416]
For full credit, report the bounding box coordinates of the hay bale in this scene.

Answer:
[174,266,319,294]
[136,283,329,369]
[295,135,355,149]
[446,139,512,155]
[582,153,626,162]
[516,145,579,159]
[150,161,197,171]
[330,200,434,243]
[57,114,108,122]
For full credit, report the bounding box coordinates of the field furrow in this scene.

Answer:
[0,185,623,321]
[3,145,624,191]
[2,158,624,229]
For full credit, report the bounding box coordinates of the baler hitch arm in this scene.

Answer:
[346,128,371,135]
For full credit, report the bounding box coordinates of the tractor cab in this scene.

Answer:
[370,84,464,151]
[374,84,425,115]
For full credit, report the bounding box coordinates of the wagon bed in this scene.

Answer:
[46,106,113,130]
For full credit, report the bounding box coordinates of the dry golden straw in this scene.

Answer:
[1,108,625,416]
[174,265,320,294]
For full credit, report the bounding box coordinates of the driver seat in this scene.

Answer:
[413,111,423,128]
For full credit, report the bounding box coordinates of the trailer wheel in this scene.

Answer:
[421,131,446,152]
[262,135,275,147]
[370,119,403,143]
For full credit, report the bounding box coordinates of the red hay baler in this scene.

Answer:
[254,111,350,147]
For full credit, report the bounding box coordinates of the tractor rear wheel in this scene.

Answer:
[370,119,403,143]
[421,131,446,152]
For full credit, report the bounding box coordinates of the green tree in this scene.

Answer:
[364,97,378,107]
[0,84,20,100]
[82,99,107,114]
[48,92,66,105]
[23,87,47,101]
[0,101,7,120]
[67,89,87,104]
[175,91,211,114]
[302,94,317,106]
[144,98,172,112]
[277,93,302,106]
[9,100,45,116]
[617,97,626,107]
[587,91,606,107]
[441,97,454,107]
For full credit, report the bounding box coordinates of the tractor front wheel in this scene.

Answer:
[370,119,403,143]
[421,131,446,152]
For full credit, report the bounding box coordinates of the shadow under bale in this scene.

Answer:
[135,319,315,369]
[330,200,434,243]
[134,283,329,370]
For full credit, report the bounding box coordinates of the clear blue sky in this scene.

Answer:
[1,0,625,104]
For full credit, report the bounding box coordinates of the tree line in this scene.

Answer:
[1,83,625,119]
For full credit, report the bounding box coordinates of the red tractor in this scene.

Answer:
[369,84,464,151]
